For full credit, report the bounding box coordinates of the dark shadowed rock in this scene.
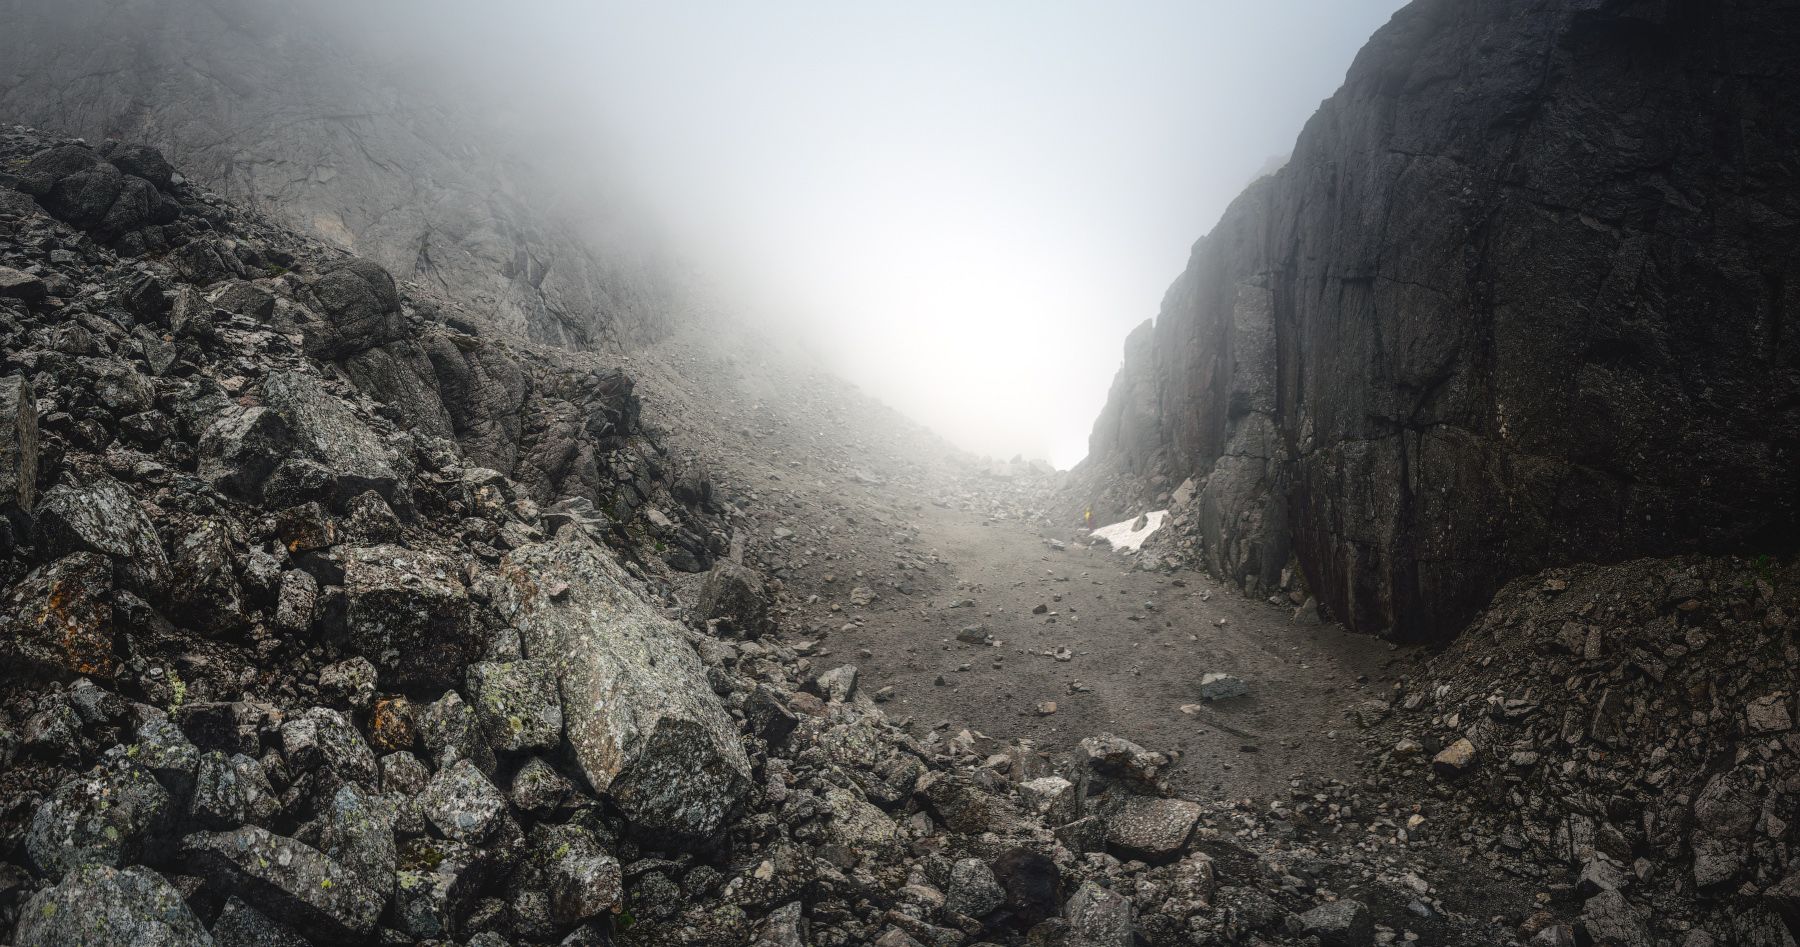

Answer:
[211,896,310,947]
[496,539,751,841]
[14,864,211,947]
[0,375,37,519]
[3,553,117,681]
[1076,0,1800,640]
[181,826,383,943]
[341,544,476,691]
[301,259,406,359]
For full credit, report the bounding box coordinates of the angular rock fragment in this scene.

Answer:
[4,553,118,680]
[1105,796,1201,862]
[341,544,476,690]
[945,857,1005,919]
[697,558,768,636]
[181,826,383,943]
[26,757,171,879]
[14,864,210,947]
[0,374,37,518]
[1432,738,1477,778]
[260,371,408,506]
[465,659,563,753]
[418,758,507,842]
[1064,880,1134,946]
[1298,899,1373,947]
[32,475,170,597]
[496,539,751,841]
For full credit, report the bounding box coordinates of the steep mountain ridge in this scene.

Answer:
[0,0,670,350]
[1073,0,1800,641]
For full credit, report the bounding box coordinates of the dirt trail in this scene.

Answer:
[820,497,1408,800]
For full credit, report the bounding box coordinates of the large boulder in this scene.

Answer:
[340,545,478,691]
[0,374,37,521]
[31,475,170,598]
[300,259,407,359]
[181,826,384,943]
[1075,0,1800,640]
[14,864,211,947]
[26,757,173,879]
[496,539,751,841]
[3,553,117,681]
[696,558,768,637]
[258,371,409,508]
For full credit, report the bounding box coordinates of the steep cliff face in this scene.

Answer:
[1080,0,1800,641]
[0,0,669,350]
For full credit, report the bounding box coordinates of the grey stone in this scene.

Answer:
[1298,899,1373,947]
[1064,880,1134,946]
[211,896,309,947]
[27,758,172,879]
[418,758,507,842]
[1105,796,1201,862]
[279,707,378,793]
[15,864,211,947]
[341,544,477,690]
[496,539,751,841]
[317,783,397,890]
[696,559,767,636]
[945,858,1005,919]
[0,374,38,515]
[465,659,563,753]
[32,475,170,597]
[317,657,379,713]
[188,750,248,830]
[260,371,408,506]
[418,690,496,777]
[180,826,383,943]
[3,553,118,681]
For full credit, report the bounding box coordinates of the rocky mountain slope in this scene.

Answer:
[0,122,1569,947]
[1070,0,1800,642]
[0,0,669,350]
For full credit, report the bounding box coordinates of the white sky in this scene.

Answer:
[345,1,1408,467]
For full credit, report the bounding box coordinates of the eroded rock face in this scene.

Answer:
[1077,0,1800,640]
[497,539,751,841]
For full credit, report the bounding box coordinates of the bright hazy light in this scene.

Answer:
[338,1,1405,468]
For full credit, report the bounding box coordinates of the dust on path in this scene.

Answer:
[823,497,1409,800]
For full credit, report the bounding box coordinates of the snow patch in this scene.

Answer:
[1090,510,1167,552]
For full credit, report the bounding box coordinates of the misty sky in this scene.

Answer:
[350,1,1407,467]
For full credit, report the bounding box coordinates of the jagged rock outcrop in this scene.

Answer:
[0,0,670,350]
[1077,0,1800,640]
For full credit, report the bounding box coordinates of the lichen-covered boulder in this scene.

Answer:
[341,545,478,691]
[181,826,383,943]
[26,757,172,879]
[417,758,507,842]
[3,553,117,681]
[0,374,37,519]
[496,539,751,842]
[31,475,169,598]
[465,660,563,753]
[259,371,409,507]
[14,864,211,947]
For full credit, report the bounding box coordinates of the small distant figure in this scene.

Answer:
[1083,508,1093,530]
